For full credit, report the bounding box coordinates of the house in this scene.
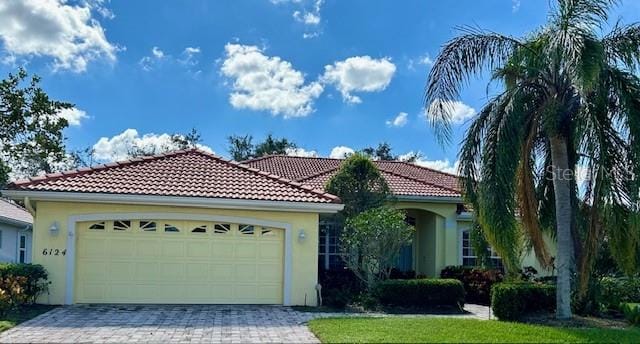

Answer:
[1,149,343,306]
[0,149,549,306]
[244,155,550,275]
[0,198,33,264]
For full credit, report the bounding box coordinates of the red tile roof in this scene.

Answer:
[0,198,32,225]
[244,155,462,198]
[6,150,340,204]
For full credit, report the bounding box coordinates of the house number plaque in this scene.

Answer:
[42,249,67,256]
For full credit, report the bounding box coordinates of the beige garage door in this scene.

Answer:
[75,219,284,304]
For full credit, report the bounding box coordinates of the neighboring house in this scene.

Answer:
[0,198,33,264]
[2,149,342,306]
[245,155,552,275]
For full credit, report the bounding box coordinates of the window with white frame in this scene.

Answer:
[462,230,502,268]
[319,216,344,270]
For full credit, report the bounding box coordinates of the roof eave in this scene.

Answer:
[0,215,32,228]
[1,190,344,214]
[395,195,464,203]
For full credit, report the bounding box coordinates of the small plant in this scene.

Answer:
[491,282,555,321]
[599,277,640,312]
[0,264,49,311]
[621,303,640,326]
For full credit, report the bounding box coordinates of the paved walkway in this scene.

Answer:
[0,304,491,343]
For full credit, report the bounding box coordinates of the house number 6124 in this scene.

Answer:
[42,249,67,256]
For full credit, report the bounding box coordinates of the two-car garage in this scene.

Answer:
[75,219,285,304]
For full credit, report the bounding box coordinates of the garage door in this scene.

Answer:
[75,219,284,304]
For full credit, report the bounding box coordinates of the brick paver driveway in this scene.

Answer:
[0,305,322,343]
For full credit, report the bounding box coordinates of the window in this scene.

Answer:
[239,225,254,235]
[88,222,105,230]
[164,223,180,232]
[18,234,27,263]
[319,216,344,270]
[140,221,156,232]
[113,220,131,231]
[213,223,230,234]
[261,227,273,236]
[191,225,207,233]
[461,230,502,268]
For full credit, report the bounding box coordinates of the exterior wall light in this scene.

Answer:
[298,229,307,243]
[49,221,60,236]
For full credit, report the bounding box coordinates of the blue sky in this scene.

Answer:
[1,0,639,172]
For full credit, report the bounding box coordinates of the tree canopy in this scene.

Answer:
[0,68,72,186]
[425,0,640,318]
[227,134,296,161]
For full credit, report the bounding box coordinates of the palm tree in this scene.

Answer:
[425,0,640,319]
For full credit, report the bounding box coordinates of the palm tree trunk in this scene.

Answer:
[549,135,573,319]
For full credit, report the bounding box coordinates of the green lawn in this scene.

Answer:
[308,317,640,343]
[0,305,56,333]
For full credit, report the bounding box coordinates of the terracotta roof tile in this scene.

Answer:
[6,149,339,204]
[244,155,462,199]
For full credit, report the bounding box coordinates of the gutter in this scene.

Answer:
[395,195,464,203]
[1,190,344,214]
[0,216,32,228]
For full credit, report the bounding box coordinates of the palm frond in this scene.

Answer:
[425,28,521,144]
[603,22,640,70]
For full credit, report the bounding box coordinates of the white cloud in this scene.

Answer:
[329,146,355,159]
[272,0,323,38]
[92,128,213,162]
[285,147,318,157]
[426,100,477,124]
[178,46,200,66]
[322,56,396,104]
[57,107,88,126]
[0,0,117,72]
[139,46,165,71]
[220,43,324,118]
[151,46,164,59]
[408,53,433,70]
[386,112,408,128]
[512,0,521,12]
[399,151,460,175]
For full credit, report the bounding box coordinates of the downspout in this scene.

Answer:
[23,196,36,216]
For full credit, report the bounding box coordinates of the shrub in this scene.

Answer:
[491,282,555,321]
[0,263,49,307]
[621,303,640,326]
[599,277,640,311]
[440,265,503,305]
[318,269,363,308]
[374,279,465,309]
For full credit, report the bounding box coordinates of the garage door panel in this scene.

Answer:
[76,219,284,304]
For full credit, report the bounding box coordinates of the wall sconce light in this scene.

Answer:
[49,222,59,236]
[298,229,307,243]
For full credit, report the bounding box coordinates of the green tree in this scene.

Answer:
[0,68,72,186]
[425,0,640,319]
[361,142,396,160]
[341,207,415,290]
[227,133,297,161]
[326,153,391,219]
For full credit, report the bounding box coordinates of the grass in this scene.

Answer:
[308,317,640,343]
[0,305,56,333]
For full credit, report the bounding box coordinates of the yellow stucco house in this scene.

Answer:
[2,149,550,306]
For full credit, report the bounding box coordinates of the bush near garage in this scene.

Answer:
[0,264,49,314]
[318,268,364,308]
[374,279,465,309]
[598,277,640,312]
[440,265,504,305]
[491,282,555,321]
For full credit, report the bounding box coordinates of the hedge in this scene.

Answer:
[599,277,640,311]
[374,279,465,308]
[0,263,49,313]
[621,303,640,326]
[491,282,555,321]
